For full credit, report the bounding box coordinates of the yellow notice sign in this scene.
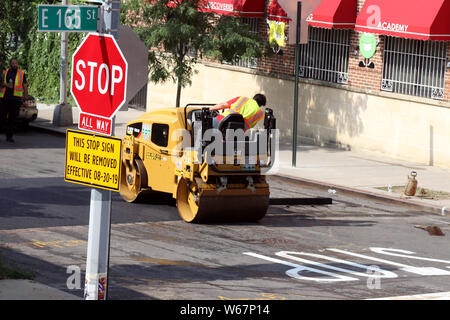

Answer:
[65,129,122,191]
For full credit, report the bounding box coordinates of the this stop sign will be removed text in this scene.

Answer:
[71,33,128,120]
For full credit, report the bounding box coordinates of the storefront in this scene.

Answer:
[147,0,450,167]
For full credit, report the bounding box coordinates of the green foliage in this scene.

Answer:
[27,31,60,100]
[25,1,85,102]
[0,0,57,70]
[123,0,213,87]
[122,0,265,107]
[206,16,263,63]
[1,0,267,104]
[27,29,84,102]
[0,0,84,102]
[0,254,34,280]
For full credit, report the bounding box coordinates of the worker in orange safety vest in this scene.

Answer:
[210,93,266,132]
[0,58,28,142]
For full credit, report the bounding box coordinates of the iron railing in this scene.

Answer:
[299,27,350,84]
[224,17,259,69]
[382,37,446,100]
[128,84,147,111]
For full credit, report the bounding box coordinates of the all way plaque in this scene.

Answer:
[65,129,122,191]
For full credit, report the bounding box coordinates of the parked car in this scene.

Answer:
[17,95,38,125]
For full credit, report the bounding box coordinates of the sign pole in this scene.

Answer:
[84,188,111,300]
[53,0,73,126]
[292,1,301,167]
[84,0,121,301]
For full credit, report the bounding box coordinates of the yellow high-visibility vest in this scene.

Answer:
[0,69,25,98]
[221,97,264,131]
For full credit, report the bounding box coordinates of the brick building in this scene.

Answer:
[147,0,450,167]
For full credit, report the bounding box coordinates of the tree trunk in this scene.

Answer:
[176,78,182,108]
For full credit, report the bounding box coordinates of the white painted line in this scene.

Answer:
[243,252,358,282]
[275,251,397,279]
[328,248,450,276]
[368,291,450,300]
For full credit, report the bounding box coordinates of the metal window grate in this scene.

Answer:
[382,37,447,100]
[225,18,259,69]
[242,17,259,34]
[299,27,350,84]
[128,84,147,111]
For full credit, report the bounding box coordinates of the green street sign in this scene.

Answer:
[38,5,99,32]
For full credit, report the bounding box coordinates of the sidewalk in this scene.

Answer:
[0,280,80,300]
[32,103,450,215]
[276,146,450,215]
[31,103,141,138]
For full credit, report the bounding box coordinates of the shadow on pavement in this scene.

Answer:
[0,127,65,150]
[0,246,152,300]
[0,177,180,230]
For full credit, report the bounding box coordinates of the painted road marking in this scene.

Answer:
[275,251,397,279]
[244,247,450,283]
[329,248,450,276]
[368,291,450,300]
[218,293,287,300]
[0,239,87,249]
[370,247,450,264]
[31,239,87,249]
[243,252,359,282]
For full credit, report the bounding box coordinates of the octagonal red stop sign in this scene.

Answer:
[71,33,128,132]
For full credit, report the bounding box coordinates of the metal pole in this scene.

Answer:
[84,0,120,301]
[60,2,68,106]
[53,0,73,126]
[84,189,111,300]
[292,1,301,167]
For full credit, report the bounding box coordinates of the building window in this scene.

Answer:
[299,27,350,84]
[382,37,447,100]
[224,18,259,69]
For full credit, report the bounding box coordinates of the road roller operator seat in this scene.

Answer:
[217,113,246,138]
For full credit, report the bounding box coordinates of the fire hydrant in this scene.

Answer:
[404,171,418,196]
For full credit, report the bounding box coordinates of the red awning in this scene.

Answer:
[267,0,291,22]
[165,1,264,18]
[355,0,450,41]
[201,0,265,18]
[306,0,356,29]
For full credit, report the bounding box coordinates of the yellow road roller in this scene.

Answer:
[120,104,276,223]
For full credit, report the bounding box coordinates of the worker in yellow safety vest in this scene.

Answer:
[0,57,28,142]
[210,94,266,132]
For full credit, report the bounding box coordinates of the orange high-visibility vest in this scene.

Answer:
[0,69,25,98]
[221,96,264,131]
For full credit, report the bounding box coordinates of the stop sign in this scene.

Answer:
[71,33,128,120]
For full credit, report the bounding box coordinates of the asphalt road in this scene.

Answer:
[1,129,450,302]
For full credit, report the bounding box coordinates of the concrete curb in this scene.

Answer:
[29,122,69,136]
[277,172,447,216]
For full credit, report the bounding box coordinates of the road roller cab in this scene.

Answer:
[120,104,277,223]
